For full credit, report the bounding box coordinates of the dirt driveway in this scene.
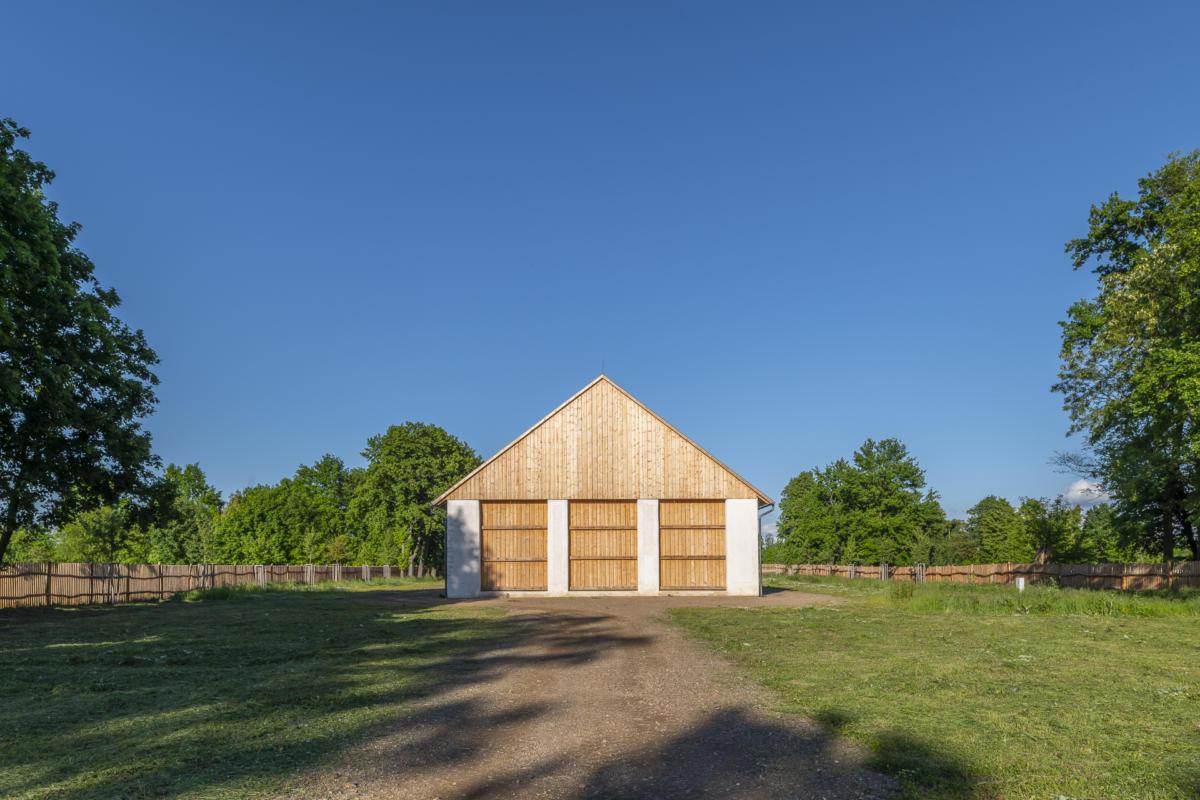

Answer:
[305,589,894,800]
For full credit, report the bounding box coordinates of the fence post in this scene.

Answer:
[383,564,390,579]
[880,562,889,581]
[44,561,53,607]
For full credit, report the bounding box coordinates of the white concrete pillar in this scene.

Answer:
[445,500,481,598]
[637,499,660,594]
[547,499,569,594]
[725,499,761,595]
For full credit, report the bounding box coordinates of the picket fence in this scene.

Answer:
[763,560,1200,592]
[0,562,400,609]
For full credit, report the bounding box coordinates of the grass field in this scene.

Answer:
[0,579,506,800]
[669,575,1200,800]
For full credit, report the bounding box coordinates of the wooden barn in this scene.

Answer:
[435,375,772,597]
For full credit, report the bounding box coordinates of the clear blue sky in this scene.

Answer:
[5,2,1199,520]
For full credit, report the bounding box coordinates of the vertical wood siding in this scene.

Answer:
[443,379,762,502]
[659,500,726,589]
[569,500,637,590]
[480,501,547,591]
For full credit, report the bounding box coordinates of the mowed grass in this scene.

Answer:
[669,575,1200,800]
[0,579,508,799]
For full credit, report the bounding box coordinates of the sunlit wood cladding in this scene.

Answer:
[569,500,637,590]
[480,501,546,591]
[660,500,726,589]
[437,376,770,505]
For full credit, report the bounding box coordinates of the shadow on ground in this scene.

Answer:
[0,589,642,798]
[0,587,991,799]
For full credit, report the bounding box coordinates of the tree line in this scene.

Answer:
[6,424,479,572]
[766,437,1141,567]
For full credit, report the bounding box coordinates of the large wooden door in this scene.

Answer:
[481,501,547,591]
[660,500,725,589]
[569,501,637,590]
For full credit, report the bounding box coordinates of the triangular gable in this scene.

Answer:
[433,375,772,506]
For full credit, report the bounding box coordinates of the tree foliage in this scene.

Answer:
[776,438,947,565]
[0,119,160,565]
[350,423,480,575]
[1055,151,1200,560]
[967,496,1031,563]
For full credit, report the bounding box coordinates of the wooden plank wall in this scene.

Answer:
[445,379,761,502]
[569,500,637,590]
[660,500,726,589]
[767,561,1200,591]
[0,562,398,609]
[480,501,547,591]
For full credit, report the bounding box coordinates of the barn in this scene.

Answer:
[435,375,773,597]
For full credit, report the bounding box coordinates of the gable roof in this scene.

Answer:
[433,375,773,507]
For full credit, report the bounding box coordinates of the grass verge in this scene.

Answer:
[0,579,506,799]
[668,574,1200,799]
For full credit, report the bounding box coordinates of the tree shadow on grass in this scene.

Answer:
[813,710,976,799]
[0,589,648,799]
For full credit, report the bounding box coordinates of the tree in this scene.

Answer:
[4,527,54,562]
[55,505,136,563]
[967,496,1031,563]
[1055,151,1200,560]
[349,423,479,575]
[0,119,159,565]
[292,454,362,561]
[139,464,223,563]
[1018,497,1083,563]
[935,518,983,565]
[1076,503,1148,563]
[775,469,841,563]
[776,438,946,565]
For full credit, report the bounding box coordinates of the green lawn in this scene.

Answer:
[669,575,1200,800]
[0,579,508,800]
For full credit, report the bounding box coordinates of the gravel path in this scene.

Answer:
[303,590,895,800]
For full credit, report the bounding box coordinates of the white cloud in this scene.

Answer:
[1061,479,1110,507]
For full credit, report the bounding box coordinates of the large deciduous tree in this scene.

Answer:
[776,438,946,565]
[139,463,223,563]
[967,495,1031,563]
[0,119,159,565]
[349,423,479,576]
[1055,151,1200,561]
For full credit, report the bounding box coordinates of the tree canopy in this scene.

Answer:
[775,438,947,566]
[350,423,480,575]
[0,119,159,565]
[1055,150,1200,561]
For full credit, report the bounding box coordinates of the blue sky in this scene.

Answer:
[4,2,1199,520]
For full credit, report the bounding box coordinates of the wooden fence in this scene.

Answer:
[763,560,1200,592]
[0,562,399,609]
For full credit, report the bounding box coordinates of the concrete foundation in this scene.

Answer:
[724,498,761,595]
[637,499,660,594]
[547,499,569,593]
[445,499,481,598]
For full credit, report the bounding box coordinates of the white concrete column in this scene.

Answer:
[725,499,761,596]
[637,499,660,594]
[445,500,481,598]
[547,499,569,594]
